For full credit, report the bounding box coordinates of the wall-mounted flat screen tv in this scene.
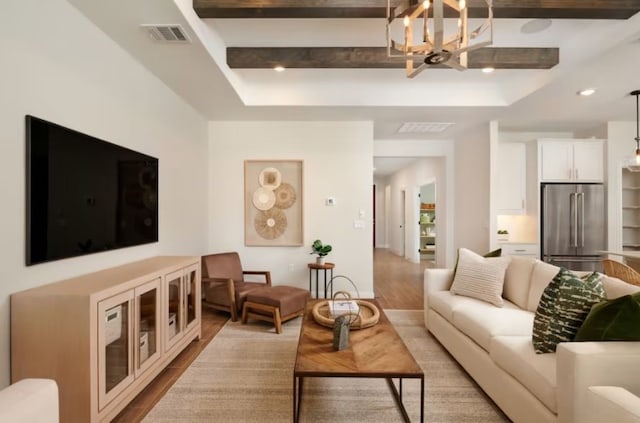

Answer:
[26,115,158,265]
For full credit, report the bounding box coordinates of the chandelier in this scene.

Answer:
[386,0,493,78]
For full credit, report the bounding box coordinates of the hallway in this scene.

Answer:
[373,248,433,310]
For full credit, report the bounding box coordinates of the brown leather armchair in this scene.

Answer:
[201,252,272,321]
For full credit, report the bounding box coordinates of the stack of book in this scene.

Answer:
[328,300,360,318]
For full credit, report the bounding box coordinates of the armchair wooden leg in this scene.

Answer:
[274,307,282,334]
[230,306,239,322]
[241,303,249,324]
[227,279,238,322]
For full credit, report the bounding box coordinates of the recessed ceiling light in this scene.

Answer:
[274,65,285,72]
[578,88,596,96]
[521,19,553,34]
[482,67,495,74]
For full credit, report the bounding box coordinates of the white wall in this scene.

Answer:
[0,0,208,387]
[374,176,388,248]
[420,183,436,203]
[455,124,491,253]
[207,121,374,297]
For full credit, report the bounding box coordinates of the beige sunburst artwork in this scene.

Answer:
[254,208,288,240]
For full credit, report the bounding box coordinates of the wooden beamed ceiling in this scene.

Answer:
[193,1,640,70]
[227,47,559,70]
[194,0,640,19]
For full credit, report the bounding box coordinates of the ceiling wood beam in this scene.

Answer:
[227,47,559,69]
[195,0,640,19]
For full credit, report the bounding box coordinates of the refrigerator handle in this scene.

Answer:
[579,192,585,247]
[570,192,578,248]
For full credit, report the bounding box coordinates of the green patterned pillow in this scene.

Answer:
[484,248,502,258]
[574,293,640,342]
[532,268,605,354]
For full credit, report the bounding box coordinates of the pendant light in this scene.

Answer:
[626,90,640,172]
[633,90,640,165]
[386,0,493,78]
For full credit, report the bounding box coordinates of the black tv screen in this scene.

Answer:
[26,115,158,265]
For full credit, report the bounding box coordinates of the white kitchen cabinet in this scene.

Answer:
[497,143,526,214]
[539,139,604,182]
[500,243,538,258]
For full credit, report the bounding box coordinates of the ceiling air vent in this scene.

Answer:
[141,24,191,43]
[397,122,455,134]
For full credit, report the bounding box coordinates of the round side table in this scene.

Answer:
[307,262,335,299]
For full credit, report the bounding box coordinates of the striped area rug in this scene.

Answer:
[143,310,509,422]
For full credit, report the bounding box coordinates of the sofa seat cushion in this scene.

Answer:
[429,290,488,324]
[490,335,557,413]
[451,301,535,351]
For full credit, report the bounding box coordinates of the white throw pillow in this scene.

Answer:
[450,248,512,307]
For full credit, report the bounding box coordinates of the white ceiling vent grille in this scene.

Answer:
[397,122,455,134]
[141,24,191,43]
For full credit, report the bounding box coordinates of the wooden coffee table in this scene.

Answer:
[293,299,424,422]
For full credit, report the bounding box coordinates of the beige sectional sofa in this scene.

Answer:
[424,256,640,423]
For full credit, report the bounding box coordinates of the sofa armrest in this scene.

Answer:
[0,379,59,423]
[424,268,454,295]
[556,342,640,423]
[423,268,454,329]
[582,386,640,423]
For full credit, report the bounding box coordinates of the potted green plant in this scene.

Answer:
[311,239,332,265]
[497,229,510,242]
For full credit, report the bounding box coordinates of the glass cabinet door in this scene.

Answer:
[98,290,134,410]
[185,264,199,331]
[135,278,161,376]
[165,269,184,351]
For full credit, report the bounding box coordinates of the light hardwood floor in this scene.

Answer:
[373,248,431,310]
[113,248,429,422]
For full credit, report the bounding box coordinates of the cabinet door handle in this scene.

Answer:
[576,168,579,180]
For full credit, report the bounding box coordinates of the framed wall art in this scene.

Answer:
[244,160,303,246]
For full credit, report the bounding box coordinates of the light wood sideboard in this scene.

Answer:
[11,256,201,423]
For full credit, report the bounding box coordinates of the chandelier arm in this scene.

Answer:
[449,39,493,56]
[460,3,468,50]
[432,1,445,52]
[445,57,467,71]
[406,62,430,79]
[387,0,493,77]
[442,0,461,12]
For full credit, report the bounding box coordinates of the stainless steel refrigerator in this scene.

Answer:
[541,183,606,272]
